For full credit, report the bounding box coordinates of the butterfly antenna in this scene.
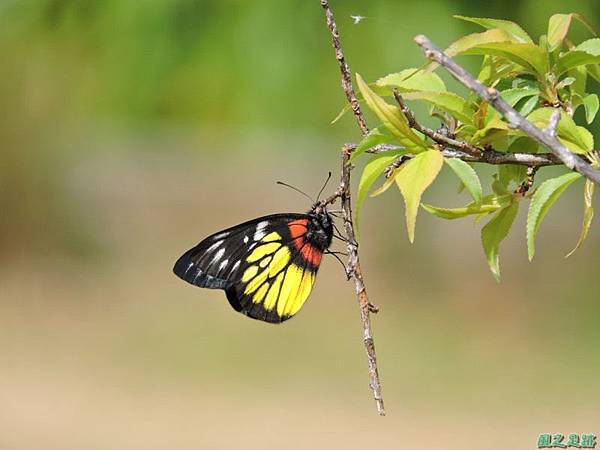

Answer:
[276,181,314,202]
[316,172,332,201]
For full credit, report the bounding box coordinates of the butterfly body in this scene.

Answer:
[173,206,333,323]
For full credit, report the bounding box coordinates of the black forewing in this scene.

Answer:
[173,213,311,291]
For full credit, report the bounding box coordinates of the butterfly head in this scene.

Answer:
[307,203,334,250]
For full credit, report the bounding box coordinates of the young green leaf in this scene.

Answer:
[355,152,405,235]
[547,13,596,51]
[499,165,527,188]
[462,42,549,77]
[566,179,595,258]
[402,91,475,125]
[371,167,402,197]
[555,38,600,75]
[582,93,599,124]
[517,95,539,116]
[569,65,588,102]
[588,63,600,84]
[500,87,540,107]
[376,69,446,93]
[350,126,395,162]
[526,108,593,154]
[527,172,582,260]
[444,158,482,204]
[395,149,444,242]
[454,16,533,43]
[356,73,427,151]
[444,29,516,58]
[422,194,512,220]
[471,114,509,145]
[481,201,520,282]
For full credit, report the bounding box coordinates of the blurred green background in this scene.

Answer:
[1,1,600,449]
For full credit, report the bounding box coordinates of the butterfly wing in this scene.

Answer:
[173,213,325,323]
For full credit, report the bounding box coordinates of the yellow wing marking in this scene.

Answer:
[261,232,281,242]
[277,263,313,318]
[244,266,270,294]
[247,242,281,263]
[253,282,270,304]
[259,256,272,268]
[268,246,291,277]
[241,265,258,283]
[264,272,284,311]
[284,270,314,317]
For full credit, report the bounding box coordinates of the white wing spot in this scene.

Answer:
[206,240,223,252]
[254,221,268,241]
[211,248,225,264]
[243,236,249,244]
[218,259,228,272]
[231,260,241,274]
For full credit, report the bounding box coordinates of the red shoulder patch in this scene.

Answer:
[288,219,322,266]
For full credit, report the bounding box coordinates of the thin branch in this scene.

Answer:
[319,0,385,415]
[393,89,483,157]
[320,0,369,136]
[338,145,385,415]
[361,143,561,167]
[414,35,600,186]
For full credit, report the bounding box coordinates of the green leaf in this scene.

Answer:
[500,87,540,107]
[445,29,518,58]
[350,126,395,162]
[481,201,519,282]
[499,137,538,188]
[526,107,593,154]
[395,150,444,242]
[371,167,402,197]
[478,55,521,84]
[422,194,512,220]
[582,93,599,124]
[518,95,540,116]
[356,73,427,151]
[462,42,549,77]
[355,152,404,235]
[402,91,474,125]
[499,165,527,188]
[555,38,600,75]
[547,13,596,51]
[569,65,588,101]
[566,179,595,258]
[376,68,446,93]
[471,113,509,145]
[454,16,533,43]
[444,158,482,204]
[588,63,600,84]
[527,172,582,260]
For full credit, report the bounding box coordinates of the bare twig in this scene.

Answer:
[320,0,369,135]
[393,90,483,157]
[338,146,385,415]
[391,89,562,166]
[414,35,600,186]
[361,143,560,167]
[319,0,385,415]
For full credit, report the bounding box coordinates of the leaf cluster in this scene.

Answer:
[350,14,600,280]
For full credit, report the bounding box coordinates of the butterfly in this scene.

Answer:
[173,203,334,324]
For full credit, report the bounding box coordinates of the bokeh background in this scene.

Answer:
[2,1,600,449]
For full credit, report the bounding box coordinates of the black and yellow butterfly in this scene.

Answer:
[173,204,333,323]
